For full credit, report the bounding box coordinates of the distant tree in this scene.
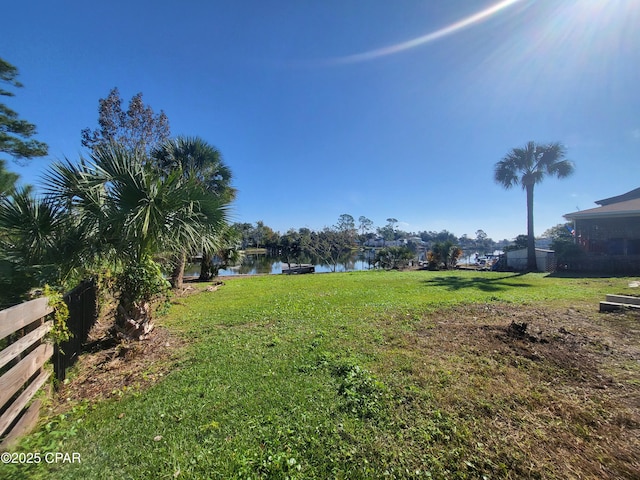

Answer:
[434,230,457,243]
[377,224,395,243]
[279,229,304,270]
[233,222,254,248]
[515,234,529,249]
[543,222,584,262]
[375,246,414,270]
[255,221,281,251]
[336,214,355,231]
[309,228,353,272]
[298,227,312,237]
[0,57,48,165]
[358,216,374,238]
[298,227,313,258]
[427,241,462,270]
[252,221,266,248]
[503,234,529,252]
[81,87,170,155]
[267,229,281,250]
[334,213,356,241]
[420,230,457,244]
[378,217,399,244]
[542,223,574,242]
[209,226,242,277]
[475,229,491,253]
[494,141,575,271]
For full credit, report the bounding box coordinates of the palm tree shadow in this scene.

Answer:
[422,273,532,292]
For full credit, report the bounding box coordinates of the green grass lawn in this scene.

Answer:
[4,270,640,479]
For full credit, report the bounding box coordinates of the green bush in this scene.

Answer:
[115,257,171,331]
[375,246,414,270]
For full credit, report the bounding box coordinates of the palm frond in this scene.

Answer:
[496,141,574,190]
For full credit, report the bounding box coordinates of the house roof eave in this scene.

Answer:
[564,210,640,221]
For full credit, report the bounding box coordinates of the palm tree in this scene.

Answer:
[428,240,462,270]
[494,141,575,271]
[152,136,236,285]
[0,187,71,306]
[45,142,229,338]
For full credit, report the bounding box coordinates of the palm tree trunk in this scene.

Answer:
[170,251,186,289]
[116,298,154,340]
[526,183,537,271]
[199,250,213,281]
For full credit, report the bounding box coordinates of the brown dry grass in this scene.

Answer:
[379,303,640,479]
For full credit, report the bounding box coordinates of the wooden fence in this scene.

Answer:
[55,279,98,382]
[0,297,54,450]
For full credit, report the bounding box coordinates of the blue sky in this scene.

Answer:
[3,0,639,241]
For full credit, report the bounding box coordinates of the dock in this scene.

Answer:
[282,264,315,275]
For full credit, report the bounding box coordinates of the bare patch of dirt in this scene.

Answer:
[399,303,640,479]
[48,304,192,415]
[48,282,218,413]
[413,303,639,377]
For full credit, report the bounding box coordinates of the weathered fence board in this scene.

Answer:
[0,370,50,440]
[0,297,52,340]
[0,399,43,451]
[0,296,57,450]
[0,343,54,409]
[0,321,52,370]
[1,282,99,448]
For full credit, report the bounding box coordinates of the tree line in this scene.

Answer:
[233,217,507,256]
[230,217,511,272]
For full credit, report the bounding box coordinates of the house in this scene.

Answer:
[364,236,386,248]
[563,188,640,273]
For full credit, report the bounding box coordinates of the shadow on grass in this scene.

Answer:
[423,273,532,292]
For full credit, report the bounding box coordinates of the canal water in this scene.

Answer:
[185,251,375,277]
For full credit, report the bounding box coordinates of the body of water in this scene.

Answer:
[186,251,376,277]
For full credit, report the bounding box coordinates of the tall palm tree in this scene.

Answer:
[494,141,575,271]
[152,136,236,285]
[45,142,229,338]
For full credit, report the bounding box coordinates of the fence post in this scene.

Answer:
[55,279,99,382]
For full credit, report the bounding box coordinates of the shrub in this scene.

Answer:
[375,246,414,270]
